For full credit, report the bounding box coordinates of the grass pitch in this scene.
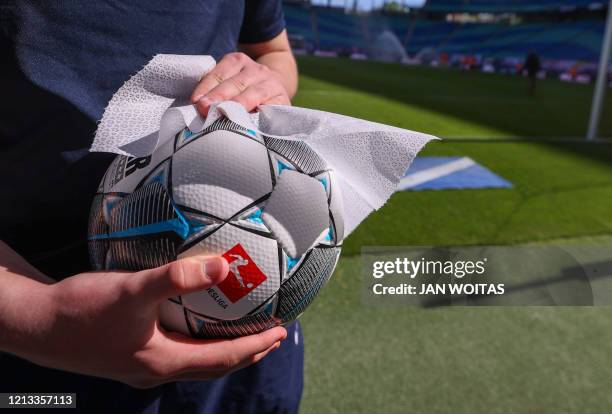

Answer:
[293,56,612,414]
[294,56,612,139]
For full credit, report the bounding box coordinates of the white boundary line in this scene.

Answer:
[398,157,476,190]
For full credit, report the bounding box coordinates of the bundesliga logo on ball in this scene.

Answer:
[218,244,267,303]
[88,116,344,338]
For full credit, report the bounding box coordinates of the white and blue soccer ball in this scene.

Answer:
[88,116,344,338]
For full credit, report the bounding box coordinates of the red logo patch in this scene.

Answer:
[217,244,267,303]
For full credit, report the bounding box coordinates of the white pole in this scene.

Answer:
[587,0,612,140]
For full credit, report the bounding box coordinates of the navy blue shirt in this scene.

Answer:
[7,0,285,121]
[0,0,286,274]
[0,2,303,413]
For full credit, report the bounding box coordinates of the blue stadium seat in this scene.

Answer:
[424,0,605,13]
[282,3,606,62]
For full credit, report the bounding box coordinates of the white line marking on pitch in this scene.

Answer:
[398,157,476,190]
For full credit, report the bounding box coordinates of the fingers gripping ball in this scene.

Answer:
[88,117,344,339]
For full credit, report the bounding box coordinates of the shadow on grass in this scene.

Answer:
[445,138,612,171]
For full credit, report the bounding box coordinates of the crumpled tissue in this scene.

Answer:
[91,54,437,236]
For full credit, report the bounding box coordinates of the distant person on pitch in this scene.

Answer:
[524,50,542,96]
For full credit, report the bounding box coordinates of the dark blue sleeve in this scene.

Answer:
[239,0,286,44]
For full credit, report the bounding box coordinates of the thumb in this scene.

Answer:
[134,256,229,302]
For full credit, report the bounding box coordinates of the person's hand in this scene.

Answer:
[191,52,291,115]
[16,256,287,388]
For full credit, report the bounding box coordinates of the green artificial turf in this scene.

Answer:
[344,140,612,254]
[300,254,612,414]
[294,56,612,139]
[292,57,612,414]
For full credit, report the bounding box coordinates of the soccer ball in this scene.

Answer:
[88,116,344,338]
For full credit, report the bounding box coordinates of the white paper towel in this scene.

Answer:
[91,54,437,237]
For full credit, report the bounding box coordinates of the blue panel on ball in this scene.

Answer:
[286,255,300,273]
[88,217,189,240]
[277,247,340,323]
[277,160,292,174]
[264,135,327,174]
[88,181,208,242]
[319,177,328,191]
[324,227,333,242]
[91,181,183,270]
[263,301,275,315]
[246,208,264,224]
[194,316,206,331]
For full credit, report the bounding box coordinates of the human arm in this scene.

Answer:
[0,241,286,388]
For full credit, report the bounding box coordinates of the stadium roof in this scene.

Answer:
[424,0,608,13]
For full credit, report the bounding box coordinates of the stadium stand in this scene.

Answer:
[423,0,606,13]
[283,0,608,74]
[437,20,604,61]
